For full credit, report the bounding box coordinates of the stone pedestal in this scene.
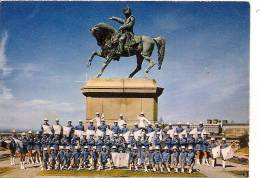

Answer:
[81,78,163,127]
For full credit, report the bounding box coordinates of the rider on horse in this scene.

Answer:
[109,7,135,55]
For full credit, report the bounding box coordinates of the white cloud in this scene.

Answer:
[0,31,13,77]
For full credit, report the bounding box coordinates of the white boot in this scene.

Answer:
[202,158,205,165]
[22,162,25,169]
[167,167,170,172]
[135,165,138,171]
[181,168,184,173]
[189,168,192,174]
[153,167,156,172]
[160,166,163,172]
[175,168,179,173]
[211,160,215,167]
[205,159,210,166]
[20,162,23,169]
[196,159,200,165]
[144,166,148,172]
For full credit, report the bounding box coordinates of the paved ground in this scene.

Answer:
[0,150,248,178]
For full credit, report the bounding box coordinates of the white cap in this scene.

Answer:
[74,146,79,149]
[133,146,138,150]
[155,122,158,125]
[142,146,146,149]
[12,129,16,133]
[203,132,209,135]
[119,114,123,117]
[68,120,72,122]
[188,145,193,150]
[89,120,94,123]
[140,112,144,115]
[92,146,96,149]
[112,146,117,149]
[84,146,89,149]
[155,146,160,150]
[177,122,181,125]
[21,132,26,136]
[36,131,40,134]
[59,146,64,149]
[28,131,32,134]
[186,122,190,125]
[149,147,153,150]
[222,138,226,141]
[44,118,48,121]
[101,118,105,122]
[102,145,106,148]
[66,146,70,150]
[50,147,55,150]
[164,146,169,150]
[134,123,138,125]
[199,121,203,124]
[114,121,118,123]
[127,145,131,149]
[156,132,160,135]
[211,138,215,141]
[174,133,178,136]
[96,112,100,115]
[43,148,48,151]
[119,134,123,137]
[169,123,172,126]
[172,146,177,150]
[114,134,118,137]
[79,120,82,123]
[130,133,134,136]
[181,146,185,149]
[197,132,201,135]
[55,118,59,121]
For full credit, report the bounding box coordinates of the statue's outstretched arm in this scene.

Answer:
[109,16,124,24]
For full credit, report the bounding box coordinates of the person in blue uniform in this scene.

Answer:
[202,132,210,165]
[96,135,103,153]
[103,134,111,150]
[179,133,187,148]
[66,120,74,138]
[89,146,99,170]
[98,119,108,133]
[98,146,113,170]
[111,121,121,134]
[161,146,171,172]
[147,147,155,171]
[42,147,49,171]
[186,145,195,174]
[146,123,154,133]
[138,146,148,172]
[87,134,95,149]
[208,137,218,167]
[48,147,56,170]
[63,146,72,170]
[70,135,79,148]
[195,132,203,165]
[129,146,138,170]
[153,146,163,172]
[56,146,65,170]
[220,137,229,168]
[172,133,180,149]
[179,145,187,173]
[187,133,195,148]
[128,133,136,147]
[75,120,84,131]
[171,145,179,173]
[197,122,204,132]
[186,122,192,133]
[33,131,42,165]
[142,135,150,149]
[87,120,96,131]
[175,122,184,134]
[19,132,28,169]
[121,123,128,134]
[154,123,161,132]
[27,131,35,164]
[164,133,172,149]
[80,146,90,169]
[80,133,88,148]
[51,134,60,152]
[153,132,161,147]
[118,134,126,152]
[69,146,81,170]
[131,123,139,132]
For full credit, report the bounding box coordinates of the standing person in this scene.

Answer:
[42,148,49,171]
[62,146,72,170]
[34,131,42,164]
[131,123,139,132]
[161,146,171,172]
[153,132,161,147]
[56,146,65,170]
[89,146,99,170]
[98,146,113,170]
[146,123,154,133]
[48,147,56,170]
[179,133,187,148]
[154,123,161,132]
[153,146,163,172]
[9,129,17,166]
[186,122,192,133]
[220,138,229,168]
[93,112,102,127]
[129,147,138,170]
[103,134,111,150]
[164,133,172,149]
[186,145,195,174]
[197,122,204,132]
[172,133,180,150]
[175,122,184,134]
[80,146,90,169]
[195,132,203,165]
[19,132,28,169]
[121,123,128,134]
[187,133,195,148]
[96,135,104,153]
[208,138,218,167]
[27,131,35,164]
[52,118,63,136]
[75,120,85,131]
[137,112,150,129]
[69,146,81,170]
[87,120,96,131]
[179,146,187,173]
[111,121,121,134]
[139,146,148,172]
[202,132,210,165]
[80,133,88,148]
[87,134,96,149]
[171,146,179,173]
[98,119,108,133]
[118,114,126,128]
[147,147,155,172]
[41,118,52,135]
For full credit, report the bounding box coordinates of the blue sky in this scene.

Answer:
[0,1,249,129]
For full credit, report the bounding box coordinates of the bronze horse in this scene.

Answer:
[87,23,166,78]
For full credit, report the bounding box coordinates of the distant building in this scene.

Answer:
[222,123,249,138]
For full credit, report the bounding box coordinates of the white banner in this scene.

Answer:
[212,145,221,158]
[111,153,129,167]
[53,125,62,135]
[42,125,52,134]
[123,131,130,143]
[221,146,234,160]
[74,130,84,139]
[63,126,72,137]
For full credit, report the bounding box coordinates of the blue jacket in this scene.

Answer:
[162,151,170,163]
[153,151,162,163]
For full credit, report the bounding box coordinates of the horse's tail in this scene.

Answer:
[153,37,166,70]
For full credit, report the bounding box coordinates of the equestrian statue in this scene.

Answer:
[87,7,166,78]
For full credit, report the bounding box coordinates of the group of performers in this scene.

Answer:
[5,112,230,173]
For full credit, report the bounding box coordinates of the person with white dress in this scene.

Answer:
[117,114,126,128]
[137,112,150,129]
[92,112,102,127]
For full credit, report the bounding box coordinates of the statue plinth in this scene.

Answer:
[81,78,163,127]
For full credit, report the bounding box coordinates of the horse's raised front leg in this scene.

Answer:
[143,55,156,77]
[87,50,102,67]
[96,58,113,78]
